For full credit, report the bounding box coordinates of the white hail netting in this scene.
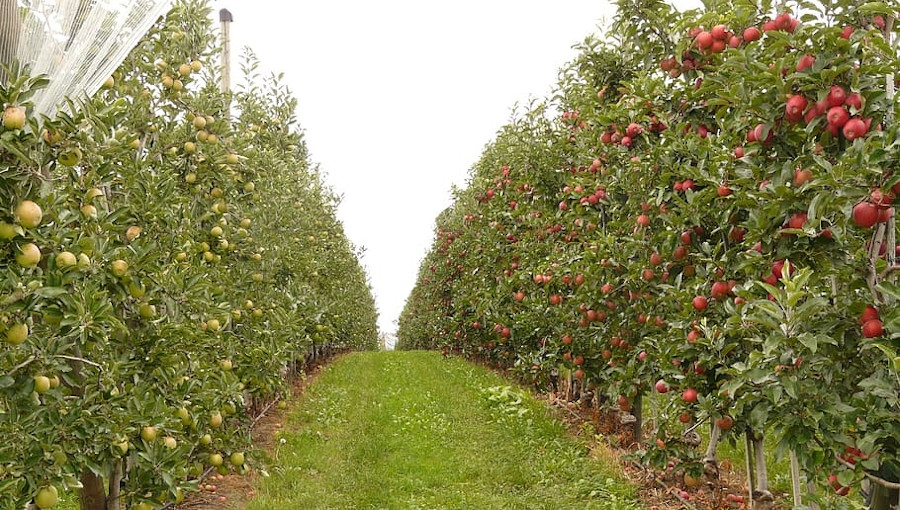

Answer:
[2,0,174,117]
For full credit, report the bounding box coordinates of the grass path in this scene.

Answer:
[246,351,643,510]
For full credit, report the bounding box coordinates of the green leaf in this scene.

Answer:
[797,334,818,354]
[34,287,69,298]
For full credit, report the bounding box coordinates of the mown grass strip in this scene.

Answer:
[246,350,643,510]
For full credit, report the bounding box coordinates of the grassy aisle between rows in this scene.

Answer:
[246,351,643,510]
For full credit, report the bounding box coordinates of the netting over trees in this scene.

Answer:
[0,0,173,116]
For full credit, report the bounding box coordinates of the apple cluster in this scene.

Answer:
[659,12,796,79]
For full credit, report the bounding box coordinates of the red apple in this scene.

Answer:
[827,85,848,108]
[692,295,708,311]
[711,281,730,300]
[655,379,669,393]
[860,305,879,324]
[793,168,813,186]
[842,117,868,140]
[695,31,713,50]
[710,24,728,40]
[787,212,808,230]
[845,92,863,109]
[827,106,850,128]
[852,201,879,228]
[715,415,734,430]
[862,318,883,338]
[785,94,808,122]
[796,54,815,72]
[743,26,761,42]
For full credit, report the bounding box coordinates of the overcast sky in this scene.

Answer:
[206,1,697,334]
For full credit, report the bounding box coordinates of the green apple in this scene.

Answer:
[141,426,158,442]
[33,485,58,509]
[6,323,27,345]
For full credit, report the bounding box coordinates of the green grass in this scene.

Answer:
[246,350,643,510]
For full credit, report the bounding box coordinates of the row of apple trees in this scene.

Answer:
[0,1,378,510]
[398,0,900,507]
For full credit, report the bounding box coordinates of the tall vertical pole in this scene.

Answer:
[219,8,232,94]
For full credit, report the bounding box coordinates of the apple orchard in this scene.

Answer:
[0,2,377,510]
[399,0,900,508]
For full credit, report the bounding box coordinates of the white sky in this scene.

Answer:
[206,1,699,334]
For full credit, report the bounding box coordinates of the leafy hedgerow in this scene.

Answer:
[399,0,900,507]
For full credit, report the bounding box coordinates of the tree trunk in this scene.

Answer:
[80,471,107,510]
[806,481,820,510]
[106,460,122,510]
[868,463,900,510]
[751,434,774,510]
[703,422,722,479]
[69,346,113,510]
[631,392,642,444]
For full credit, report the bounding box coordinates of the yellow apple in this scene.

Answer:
[125,225,142,242]
[33,375,51,394]
[15,200,42,228]
[0,221,18,239]
[110,259,128,277]
[56,251,76,269]
[16,243,41,267]
[2,106,26,130]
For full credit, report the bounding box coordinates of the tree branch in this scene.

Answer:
[53,355,102,370]
[8,355,37,376]
[834,454,900,490]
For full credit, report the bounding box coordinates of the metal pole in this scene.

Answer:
[219,8,232,94]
